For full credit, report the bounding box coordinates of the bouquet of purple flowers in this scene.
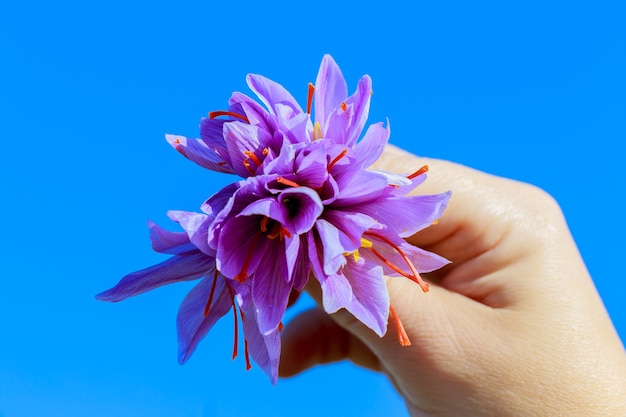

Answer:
[97,55,450,384]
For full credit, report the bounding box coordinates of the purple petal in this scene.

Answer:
[278,187,323,235]
[315,219,347,276]
[223,122,272,177]
[359,192,451,238]
[320,261,389,336]
[252,243,292,335]
[333,169,388,206]
[291,235,310,291]
[96,251,215,302]
[177,276,233,364]
[314,54,348,130]
[246,74,303,116]
[216,215,269,281]
[323,75,372,147]
[165,134,235,174]
[340,260,389,336]
[322,209,379,253]
[241,304,281,385]
[147,220,195,255]
[167,210,214,256]
[353,120,390,168]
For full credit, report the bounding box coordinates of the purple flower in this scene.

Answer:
[98,54,452,383]
[165,54,385,177]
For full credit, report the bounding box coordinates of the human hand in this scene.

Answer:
[280,145,626,416]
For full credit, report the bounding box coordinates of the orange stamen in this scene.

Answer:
[390,305,411,346]
[209,110,250,124]
[306,83,315,114]
[262,147,269,156]
[328,149,348,172]
[242,159,256,175]
[203,269,220,316]
[313,121,323,140]
[364,231,430,292]
[277,177,300,188]
[260,216,269,233]
[243,150,262,166]
[407,164,429,180]
[235,231,261,282]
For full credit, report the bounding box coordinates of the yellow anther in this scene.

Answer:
[313,121,323,140]
[360,237,373,248]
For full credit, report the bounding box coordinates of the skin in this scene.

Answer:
[279,145,626,416]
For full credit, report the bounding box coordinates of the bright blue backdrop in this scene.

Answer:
[1,1,624,416]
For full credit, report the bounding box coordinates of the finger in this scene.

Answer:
[279,307,381,377]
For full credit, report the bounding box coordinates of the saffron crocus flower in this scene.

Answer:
[98,54,452,383]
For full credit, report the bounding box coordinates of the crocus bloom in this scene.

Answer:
[97,54,451,383]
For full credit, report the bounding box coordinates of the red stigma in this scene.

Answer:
[203,269,220,316]
[209,110,250,124]
[340,101,347,111]
[390,305,411,346]
[226,285,239,360]
[243,150,262,166]
[306,83,315,115]
[328,149,348,172]
[407,165,429,180]
[363,231,430,292]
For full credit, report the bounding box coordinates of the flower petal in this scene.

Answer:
[177,276,233,364]
[246,74,303,116]
[147,220,195,255]
[165,134,235,174]
[252,243,292,335]
[241,304,281,385]
[314,54,348,130]
[167,210,214,256]
[96,251,215,302]
[315,219,347,276]
[353,120,390,168]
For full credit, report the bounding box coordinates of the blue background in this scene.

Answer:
[1,1,624,416]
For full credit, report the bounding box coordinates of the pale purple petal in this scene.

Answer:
[323,209,378,253]
[177,276,233,364]
[96,252,215,302]
[315,219,347,276]
[359,192,451,237]
[314,54,348,129]
[340,261,389,336]
[353,120,390,168]
[333,169,388,206]
[241,304,281,385]
[323,75,372,147]
[246,74,303,116]
[148,220,195,255]
[223,122,272,177]
[167,210,214,256]
[165,134,235,174]
[321,261,389,336]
